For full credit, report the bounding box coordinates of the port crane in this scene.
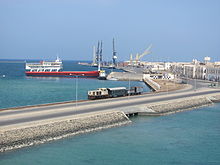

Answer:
[96,41,103,71]
[92,41,103,68]
[129,44,152,66]
[112,38,117,67]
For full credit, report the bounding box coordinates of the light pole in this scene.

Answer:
[128,73,130,98]
[194,65,197,92]
[75,74,84,108]
[194,78,197,91]
[75,75,78,108]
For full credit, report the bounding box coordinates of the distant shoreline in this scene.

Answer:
[0,59,93,62]
[0,60,25,63]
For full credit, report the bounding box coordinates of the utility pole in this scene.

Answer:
[75,75,78,108]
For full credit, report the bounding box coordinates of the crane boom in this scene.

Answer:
[138,44,152,59]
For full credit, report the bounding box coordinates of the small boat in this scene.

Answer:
[98,70,107,80]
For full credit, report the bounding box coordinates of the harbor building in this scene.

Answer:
[128,56,220,82]
[168,57,220,82]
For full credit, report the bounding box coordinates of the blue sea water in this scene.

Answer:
[0,60,220,165]
[0,60,149,109]
[0,104,220,165]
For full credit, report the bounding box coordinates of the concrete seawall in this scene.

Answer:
[0,111,131,152]
[143,77,160,91]
[107,72,143,81]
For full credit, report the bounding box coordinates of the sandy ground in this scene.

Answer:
[154,79,187,92]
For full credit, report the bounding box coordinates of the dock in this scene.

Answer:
[107,72,143,81]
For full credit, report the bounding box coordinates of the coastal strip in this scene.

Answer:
[144,96,214,115]
[1,85,219,152]
[106,71,187,92]
[0,111,131,152]
[124,95,220,116]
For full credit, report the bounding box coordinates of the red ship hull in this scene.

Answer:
[25,71,99,77]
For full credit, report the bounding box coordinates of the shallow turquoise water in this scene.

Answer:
[1,104,220,165]
[1,60,220,165]
[0,60,149,109]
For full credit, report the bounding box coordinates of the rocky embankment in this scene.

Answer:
[146,97,213,115]
[209,95,220,103]
[0,111,131,152]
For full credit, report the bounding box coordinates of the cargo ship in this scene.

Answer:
[25,57,99,78]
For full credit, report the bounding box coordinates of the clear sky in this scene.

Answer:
[0,0,219,62]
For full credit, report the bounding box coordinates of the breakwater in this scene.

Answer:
[124,95,220,116]
[145,96,213,115]
[0,111,131,152]
[209,95,220,103]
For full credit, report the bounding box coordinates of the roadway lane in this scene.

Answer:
[1,78,212,116]
[0,83,193,116]
[1,89,220,126]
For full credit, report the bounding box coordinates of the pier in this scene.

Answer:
[106,71,185,92]
[143,76,160,91]
[106,72,143,81]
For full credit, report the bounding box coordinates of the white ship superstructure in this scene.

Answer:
[25,57,63,72]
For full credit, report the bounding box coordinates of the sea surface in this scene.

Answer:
[0,60,149,109]
[0,60,220,165]
[0,104,220,165]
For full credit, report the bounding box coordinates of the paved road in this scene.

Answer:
[1,88,220,127]
[0,82,203,117]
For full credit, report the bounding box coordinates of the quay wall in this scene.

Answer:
[143,77,161,91]
[0,111,131,152]
[107,72,143,81]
